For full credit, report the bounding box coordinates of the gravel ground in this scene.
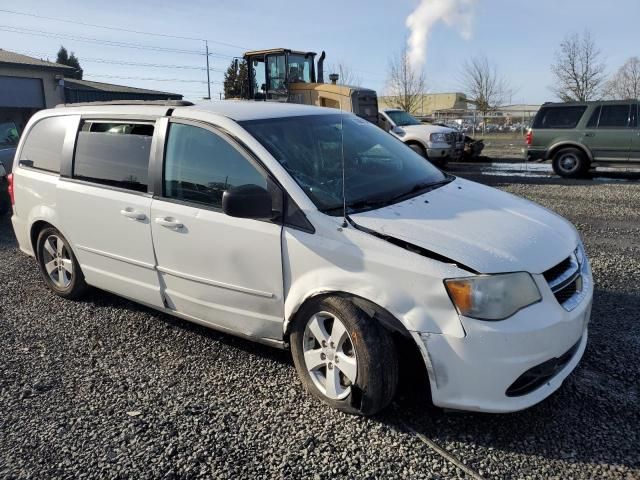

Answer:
[1,172,639,479]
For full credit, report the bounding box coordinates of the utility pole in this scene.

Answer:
[205,40,211,100]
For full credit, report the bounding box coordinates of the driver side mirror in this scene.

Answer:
[222,184,273,219]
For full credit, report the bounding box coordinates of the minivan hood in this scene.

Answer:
[351,178,579,274]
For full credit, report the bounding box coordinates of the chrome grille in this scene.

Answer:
[445,132,455,145]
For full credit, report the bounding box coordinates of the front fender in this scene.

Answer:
[402,133,430,150]
[282,223,467,339]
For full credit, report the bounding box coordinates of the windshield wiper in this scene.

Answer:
[319,176,455,215]
[382,176,454,205]
[320,197,389,215]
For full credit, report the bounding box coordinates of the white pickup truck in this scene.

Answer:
[378,109,463,167]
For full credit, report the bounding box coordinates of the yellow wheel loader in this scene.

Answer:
[241,48,379,124]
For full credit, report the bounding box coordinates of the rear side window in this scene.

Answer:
[163,122,266,208]
[73,121,154,192]
[19,116,70,173]
[597,105,630,128]
[532,106,587,129]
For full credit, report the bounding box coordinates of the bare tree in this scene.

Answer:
[551,31,606,101]
[605,57,640,100]
[460,55,511,118]
[327,62,361,87]
[385,46,426,114]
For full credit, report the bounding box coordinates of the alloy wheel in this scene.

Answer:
[558,153,579,173]
[42,234,73,289]
[302,311,358,400]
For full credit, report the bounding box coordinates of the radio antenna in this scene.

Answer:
[339,103,348,228]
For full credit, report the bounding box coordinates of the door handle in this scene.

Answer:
[155,217,183,229]
[120,208,146,221]
[584,132,595,137]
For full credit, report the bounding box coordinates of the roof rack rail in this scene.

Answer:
[55,100,195,108]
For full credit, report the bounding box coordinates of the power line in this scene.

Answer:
[0,8,248,50]
[0,25,234,58]
[84,74,224,85]
[13,49,228,72]
[83,58,227,72]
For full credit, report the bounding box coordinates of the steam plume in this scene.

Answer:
[406,0,477,68]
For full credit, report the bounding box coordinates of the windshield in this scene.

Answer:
[385,110,421,126]
[240,114,447,213]
[288,54,313,83]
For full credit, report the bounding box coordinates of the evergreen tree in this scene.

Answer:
[55,46,83,80]
[56,46,69,65]
[223,60,248,98]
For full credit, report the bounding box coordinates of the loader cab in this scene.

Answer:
[244,49,317,101]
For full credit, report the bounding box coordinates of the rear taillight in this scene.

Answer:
[525,130,533,146]
[7,173,15,205]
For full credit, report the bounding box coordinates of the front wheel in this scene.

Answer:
[408,142,427,158]
[290,296,399,416]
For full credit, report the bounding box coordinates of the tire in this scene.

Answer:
[408,142,427,158]
[552,148,590,178]
[290,296,399,416]
[36,227,88,299]
[0,181,9,216]
[0,197,8,216]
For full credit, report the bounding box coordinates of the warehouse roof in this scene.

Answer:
[0,49,75,70]
[63,78,180,97]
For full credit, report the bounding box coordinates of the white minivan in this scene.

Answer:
[10,100,593,415]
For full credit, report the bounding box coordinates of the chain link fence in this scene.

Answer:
[416,109,540,138]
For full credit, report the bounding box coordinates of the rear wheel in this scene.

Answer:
[552,148,590,178]
[36,227,88,299]
[290,296,398,416]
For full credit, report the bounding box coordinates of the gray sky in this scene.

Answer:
[0,0,638,104]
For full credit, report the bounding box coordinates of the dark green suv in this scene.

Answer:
[526,101,640,178]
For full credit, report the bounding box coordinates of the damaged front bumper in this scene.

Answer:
[410,271,593,413]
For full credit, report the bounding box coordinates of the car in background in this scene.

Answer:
[0,121,19,171]
[526,100,640,178]
[0,121,19,216]
[378,109,462,167]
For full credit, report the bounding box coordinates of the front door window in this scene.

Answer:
[163,123,267,208]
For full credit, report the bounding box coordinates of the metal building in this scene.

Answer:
[0,49,182,132]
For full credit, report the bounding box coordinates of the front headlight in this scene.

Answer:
[444,272,542,321]
[430,132,447,143]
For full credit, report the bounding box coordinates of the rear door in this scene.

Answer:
[629,103,640,162]
[582,103,633,162]
[149,118,284,341]
[57,118,163,307]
